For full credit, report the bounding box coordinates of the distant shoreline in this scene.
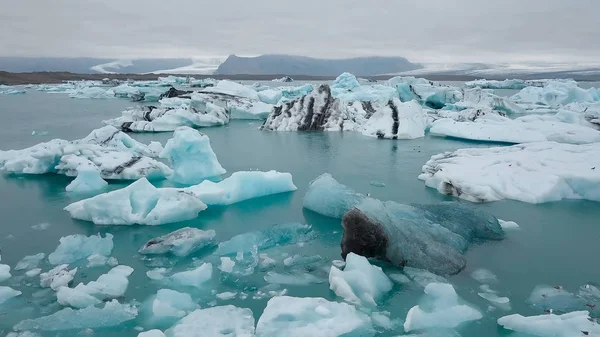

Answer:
[1,71,599,85]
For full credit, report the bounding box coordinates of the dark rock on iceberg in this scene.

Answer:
[159,87,193,100]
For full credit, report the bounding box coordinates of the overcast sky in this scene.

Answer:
[1,0,598,64]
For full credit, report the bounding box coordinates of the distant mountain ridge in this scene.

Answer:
[215,54,422,76]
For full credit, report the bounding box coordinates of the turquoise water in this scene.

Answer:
[0,90,599,336]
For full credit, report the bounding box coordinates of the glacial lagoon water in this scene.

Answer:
[0,88,599,336]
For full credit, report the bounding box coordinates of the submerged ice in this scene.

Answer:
[139,227,216,257]
[48,233,113,265]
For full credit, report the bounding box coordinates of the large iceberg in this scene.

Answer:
[190,92,273,120]
[155,263,213,289]
[360,99,427,139]
[498,311,600,337]
[404,283,482,332]
[159,127,226,184]
[255,296,374,337]
[453,88,526,114]
[139,227,216,257]
[0,85,26,95]
[511,80,599,107]
[419,142,600,203]
[48,233,113,265]
[166,305,255,337]
[386,76,462,109]
[0,126,171,180]
[14,300,138,331]
[65,170,296,225]
[303,174,504,275]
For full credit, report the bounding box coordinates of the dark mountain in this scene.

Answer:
[215,54,422,76]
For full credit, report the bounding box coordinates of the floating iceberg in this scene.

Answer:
[65,170,296,225]
[419,142,600,203]
[0,286,21,304]
[87,254,118,267]
[0,126,171,180]
[527,285,587,313]
[255,296,373,337]
[453,88,525,114]
[159,127,226,184]
[69,87,115,99]
[404,283,482,332]
[191,92,273,120]
[360,99,427,139]
[272,76,294,83]
[498,311,600,337]
[139,330,167,337]
[166,305,255,337]
[465,79,528,90]
[215,223,315,256]
[511,80,599,107]
[201,80,260,100]
[328,253,392,306]
[139,227,216,257]
[303,174,504,274]
[0,262,11,282]
[264,271,324,286]
[15,253,46,271]
[470,269,497,284]
[168,263,213,289]
[151,289,196,319]
[388,76,462,108]
[14,300,138,331]
[57,265,134,308]
[48,233,113,265]
[0,85,26,95]
[40,264,77,290]
[65,166,108,193]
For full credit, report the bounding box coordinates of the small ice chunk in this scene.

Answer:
[57,265,134,308]
[86,254,118,267]
[0,286,22,304]
[159,127,226,184]
[31,223,51,230]
[255,296,373,337]
[478,292,510,305]
[139,228,216,257]
[147,268,169,281]
[371,311,393,330]
[152,289,196,319]
[403,267,448,288]
[404,283,482,332]
[14,300,138,331]
[216,292,237,300]
[0,263,11,282]
[264,271,324,286]
[328,253,393,306]
[6,332,42,337]
[369,181,386,187]
[138,330,166,337]
[219,257,235,273]
[471,269,497,283]
[166,305,255,337]
[499,219,520,230]
[66,167,108,193]
[170,263,212,288]
[498,310,600,337]
[40,264,78,290]
[332,260,346,269]
[15,253,46,271]
[26,268,42,277]
[215,223,314,256]
[56,287,101,308]
[48,233,113,265]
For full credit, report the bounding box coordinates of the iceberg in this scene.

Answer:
[0,126,171,180]
[139,227,216,257]
[0,262,11,282]
[255,296,373,337]
[168,263,213,289]
[0,85,26,95]
[470,269,497,283]
[453,87,525,114]
[40,264,77,290]
[151,289,196,319]
[258,89,283,104]
[511,80,599,107]
[201,80,260,100]
[87,254,118,267]
[48,233,113,265]
[419,142,600,203]
[264,271,324,286]
[498,311,600,337]
[191,92,272,120]
[159,127,226,184]
[65,170,296,225]
[328,253,393,306]
[219,257,235,273]
[215,223,315,256]
[65,166,108,193]
[166,305,255,337]
[272,76,294,83]
[139,330,167,337]
[14,300,138,331]
[69,87,115,99]
[15,253,46,271]
[360,99,427,139]
[465,79,528,89]
[404,283,482,332]
[0,286,21,304]
[386,76,462,109]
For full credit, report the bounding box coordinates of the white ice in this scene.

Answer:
[201,80,260,100]
[328,253,393,306]
[216,292,237,300]
[0,262,11,282]
[219,257,235,273]
[151,289,197,319]
[386,76,462,109]
[255,296,373,337]
[404,283,482,332]
[139,227,216,257]
[455,88,525,114]
[169,263,213,289]
[138,330,167,337]
[40,264,77,290]
[190,92,272,120]
[361,99,428,139]
[511,80,599,107]
[26,268,42,277]
[87,254,118,267]
[470,269,497,283]
[498,311,600,337]
[0,286,21,304]
[15,253,46,271]
[14,300,138,331]
[159,127,226,184]
[419,141,600,203]
[65,166,108,193]
[465,79,529,89]
[48,233,113,265]
[166,305,255,337]
[498,219,520,230]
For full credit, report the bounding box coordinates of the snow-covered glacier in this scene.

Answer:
[419,142,600,203]
[303,174,505,275]
[64,170,297,225]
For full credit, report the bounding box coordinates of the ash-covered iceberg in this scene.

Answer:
[139,227,216,257]
[65,170,297,225]
[419,142,600,203]
[303,174,505,275]
[159,126,226,184]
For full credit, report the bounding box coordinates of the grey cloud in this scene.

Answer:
[0,0,598,63]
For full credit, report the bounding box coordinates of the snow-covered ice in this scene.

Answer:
[159,127,226,184]
[404,283,482,332]
[139,227,216,257]
[498,310,600,337]
[65,166,108,193]
[328,253,393,306]
[360,99,427,139]
[40,264,77,290]
[0,286,22,304]
[48,233,113,265]
[15,253,46,271]
[255,296,373,337]
[166,305,255,337]
[14,300,138,331]
[419,142,600,203]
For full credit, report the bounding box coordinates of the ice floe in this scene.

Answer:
[0,286,21,304]
[166,305,255,337]
[15,253,46,271]
[150,289,197,319]
[0,260,11,282]
[139,227,216,257]
[56,265,133,308]
[419,142,600,203]
[498,310,600,337]
[48,233,113,265]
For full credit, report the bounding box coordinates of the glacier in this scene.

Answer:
[166,305,255,337]
[139,227,216,257]
[48,233,113,265]
[159,126,226,184]
[255,296,374,337]
[65,170,296,225]
[419,142,600,203]
[303,174,505,275]
[498,311,600,337]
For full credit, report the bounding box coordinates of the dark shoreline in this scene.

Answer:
[2,71,599,85]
